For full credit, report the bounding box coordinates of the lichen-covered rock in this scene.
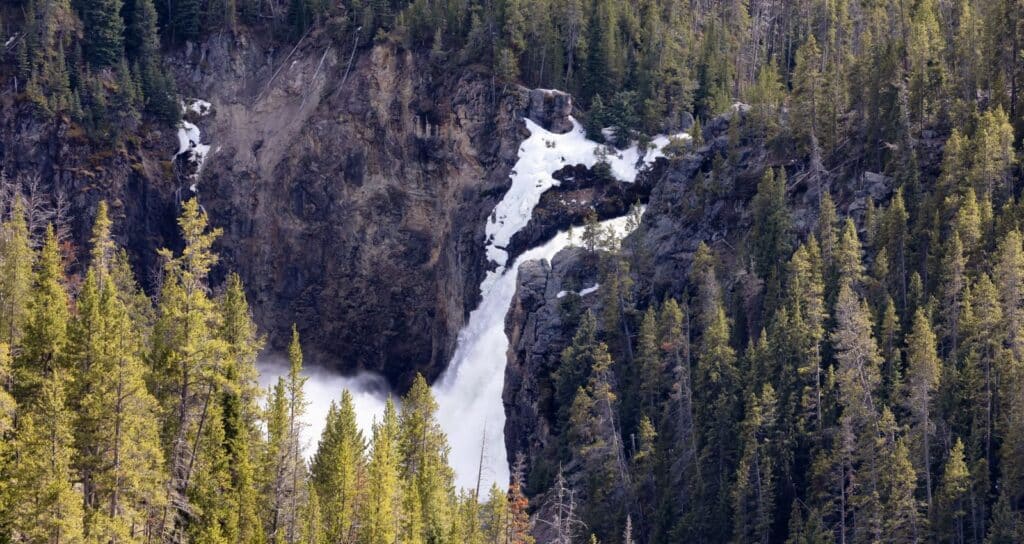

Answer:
[526,88,574,134]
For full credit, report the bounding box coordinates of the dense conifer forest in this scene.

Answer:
[5,0,1024,542]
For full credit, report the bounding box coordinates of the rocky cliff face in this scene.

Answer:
[502,106,921,518]
[1,29,579,387]
[175,34,533,386]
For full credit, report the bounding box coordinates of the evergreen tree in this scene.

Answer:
[508,460,533,544]
[969,107,1015,202]
[731,384,777,544]
[82,0,125,66]
[481,484,508,543]
[398,374,454,543]
[831,284,882,431]
[311,391,364,543]
[936,439,970,542]
[633,305,661,418]
[125,0,160,61]
[791,35,823,150]
[0,200,34,349]
[567,336,629,539]
[833,218,864,293]
[151,199,229,539]
[902,309,941,509]
[76,275,166,541]
[880,436,923,542]
[362,398,402,544]
[751,167,791,313]
[995,230,1024,360]
[16,225,69,399]
[269,326,309,544]
[219,273,266,544]
[693,300,739,541]
[4,372,85,543]
[555,311,599,427]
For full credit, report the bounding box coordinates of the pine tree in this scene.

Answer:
[785,240,827,444]
[555,311,599,427]
[152,199,229,538]
[16,225,69,399]
[936,439,970,542]
[82,0,125,66]
[508,458,533,544]
[481,484,508,543]
[732,384,777,544]
[219,273,266,544]
[995,230,1024,360]
[694,300,739,541]
[269,326,309,544]
[959,274,1001,474]
[791,34,823,150]
[634,305,661,418]
[0,200,34,349]
[173,0,201,44]
[751,167,791,313]
[76,276,166,541]
[690,241,721,328]
[880,437,923,542]
[301,486,325,544]
[125,0,160,61]
[986,491,1024,543]
[831,284,882,430]
[567,336,630,537]
[398,374,454,543]
[833,218,864,293]
[878,296,902,404]
[818,190,838,274]
[0,344,12,435]
[969,107,1015,202]
[311,390,364,543]
[902,309,941,509]
[5,372,85,543]
[881,188,910,310]
[362,398,402,544]
[941,232,966,357]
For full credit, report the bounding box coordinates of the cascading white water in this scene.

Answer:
[255,111,686,491]
[434,118,681,492]
[434,211,641,492]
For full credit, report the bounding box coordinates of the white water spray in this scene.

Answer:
[255,111,684,491]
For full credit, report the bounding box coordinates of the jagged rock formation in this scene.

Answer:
[525,88,574,134]
[502,105,936,521]
[1,31,540,387]
[176,36,531,386]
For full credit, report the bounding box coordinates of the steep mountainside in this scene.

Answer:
[1,29,573,386]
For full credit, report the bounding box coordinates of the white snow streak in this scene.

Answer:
[556,283,600,299]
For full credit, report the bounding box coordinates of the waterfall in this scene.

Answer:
[255,111,683,493]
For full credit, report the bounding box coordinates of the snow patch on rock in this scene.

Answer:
[482,117,671,294]
[556,283,600,299]
[175,99,213,185]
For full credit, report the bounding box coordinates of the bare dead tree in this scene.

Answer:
[538,467,586,544]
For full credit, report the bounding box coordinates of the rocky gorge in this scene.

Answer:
[0,27,606,389]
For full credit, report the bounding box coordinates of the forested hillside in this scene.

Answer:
[4,0,1024,542]
[0,199,534,543]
